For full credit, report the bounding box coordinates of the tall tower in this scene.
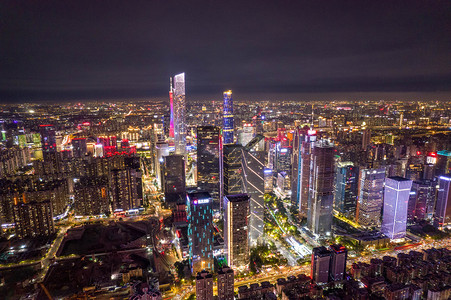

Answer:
[39,124,57,161]
[169,77,175,138]
[434,174,451,229]
[197,126,221,208]
[241,135,266,246]
[162,155,186,205]
[222,144,244,201]
[291,127,316,215]
[223,90,234,145]
[187,192,214,274]
[173,73,186,155]
[224,194,250,268]
[334,162,359,219]
[381,177,412,240]
[307,140,335,236]
[311,246,331,285]
[329,244,348,281]
[356,168,386,228]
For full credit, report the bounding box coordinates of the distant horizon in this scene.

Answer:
[2,90,451,105]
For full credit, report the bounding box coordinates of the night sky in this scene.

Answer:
[1,0,451,102]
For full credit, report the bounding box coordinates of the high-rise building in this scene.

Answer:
[187,192,214,274]
[291,127,316,215]
[72,138,87,158]
[74,177,109,216]
[307,140,335,236]
[110,168,142,211]
[173,73,186,155]
[195,270,213,300]
[334,162,359,219]
[155,142,169,188]
[407,180,435,222]
[362,128,371,150]
[311,246,331,285]
[329,244,348,281]
[356,167,386,228]
[237,124,254,147]
[241,135,266,246]
[224,194,249,268]
[434,174,451,229]
[162,155,186,205]
[221,144,243,201]
[39,124,57,161]
[435,151,451,177]
[197,126,221,208]
[14,200,54,238]
[169,77,175,138]
[381,177,413,240]
[223,90,234,145]
[217,266,234,300]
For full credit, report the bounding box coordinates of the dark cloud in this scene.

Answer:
[0,0,450,102]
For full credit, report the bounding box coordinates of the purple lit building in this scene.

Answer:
[381,177,413,240]
[434,174,451,229]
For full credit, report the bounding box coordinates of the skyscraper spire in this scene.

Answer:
[169,77,175,138]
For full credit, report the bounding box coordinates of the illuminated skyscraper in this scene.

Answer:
[291,127,316,215]
[329,244,348,281]
[307,140,335,236]
[173,73,186,155]
[221,144,244,200]
[311,246,331,285]
[223,90,234,145]
[381,177,412,240]
[187,192,213,274]
[72,138,87,158]
[356,167,386,227]
[242,135,266,246]
[162,155,186,205]
[224,194,249,268]
[197,126,221,208]
[39,124,57,161]
[434,174,451,229]
[407,180,435,222]
[436,150,451,177]
[109,168,142,211]
[334,162,359,219]
[169,77,175,138]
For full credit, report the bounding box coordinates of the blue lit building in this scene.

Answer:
[187,191,214,274]
[223,90,234,145]
[334,162,359,219]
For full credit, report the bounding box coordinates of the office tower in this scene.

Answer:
[39,124,57,161]
[356,167,386,227]
[222,144,244,200]
[162,155,186,204]
[224,194,250,268]
[407,180,435,222]
[264,168,273,193]
[109,168,142,211]
[153,123,165,143]
[169,77,175,138]
[155,142,169,188]
[362,128,371,150]
[195,270,213,300]
[334,162,359,219]
[241,135,266,246]
[187,192,214,274]
[173,73,186,155]
[434,174,451,229]
[291,128,316,215]
[71,138,87,158]
[435,150,451,177]
[253,106,264,135]
[217,266,234,300]
[74,177,109,216]
[223,90,234,145]
[308,140,335,236]
[311,246,331,284]
[197,126,221,208]
[14,200,54,238]
[275,143,292,175]
[329,244,348,281]
[237,124,254,146]
[381,177,412,240]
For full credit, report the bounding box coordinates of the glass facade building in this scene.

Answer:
[173,73,186,155]
[356,167,386,227]
[381,177,412,239]
[223,90,234,145]
[334,162,359,219]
